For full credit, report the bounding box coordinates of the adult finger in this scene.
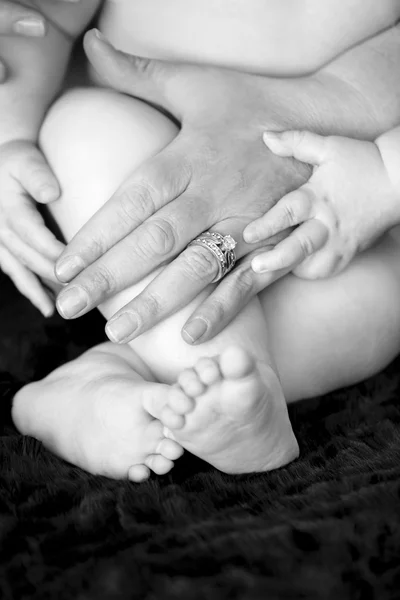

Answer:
[243,185,316,243]
[0,2,47,37]
[55,143,190,283]
[55,192,212,320]
[251,219,328,273]
[0,244,54,317]
[84,29,197,119]
[104,223,246,343]
[181,249,291,344]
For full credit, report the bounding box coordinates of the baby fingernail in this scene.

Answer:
[93,28,106,41]
[263,131,279,141]
[243,227,259,243]
[252,259,269,273]
[57,287,88,319]
[182,318,208,344]
[106,313,139,343]
[14,17,46,37]
[56,256,85,282]
[39,186,59,203]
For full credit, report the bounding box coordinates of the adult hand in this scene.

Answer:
[54,29,314,344]
[0,0,80,81]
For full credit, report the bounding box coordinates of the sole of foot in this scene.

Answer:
[143,345,299,474]
[12,349,187,482]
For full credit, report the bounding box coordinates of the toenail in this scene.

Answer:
[182,318,208,344]
[56,287,88,319]
[106,312,139,343]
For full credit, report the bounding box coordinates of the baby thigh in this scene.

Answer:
[40,88,272,383]
[260,231,400,402]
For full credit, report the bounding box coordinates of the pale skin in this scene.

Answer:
[3,1,400,480]
[244,126,400,278]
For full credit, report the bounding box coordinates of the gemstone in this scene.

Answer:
[221,235,236,251]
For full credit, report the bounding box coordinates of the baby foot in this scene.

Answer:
[12,345,184,481]
[143,346,299,474]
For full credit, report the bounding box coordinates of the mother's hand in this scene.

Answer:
[54,29,312,344]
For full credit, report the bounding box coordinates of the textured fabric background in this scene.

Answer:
[1,271,400,600]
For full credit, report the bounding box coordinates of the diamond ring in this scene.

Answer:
[188,231,237,283]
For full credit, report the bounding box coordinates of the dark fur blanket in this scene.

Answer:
[1,271,400,600]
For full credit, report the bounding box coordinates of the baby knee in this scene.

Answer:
[40,87,177,162]
[40,87,178,194]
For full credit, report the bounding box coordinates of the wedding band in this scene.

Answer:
[188,231,237,283]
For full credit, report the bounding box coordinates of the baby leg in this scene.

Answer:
[260,231,400,402]
[17,87,298,475]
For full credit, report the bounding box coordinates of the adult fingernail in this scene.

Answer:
[106,313,139,343]
[14,17,46,37]
[182,318,208,344]
[57,287,88,319]
[55,256,85,282]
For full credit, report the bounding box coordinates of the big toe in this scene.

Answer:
[219,346,255,380]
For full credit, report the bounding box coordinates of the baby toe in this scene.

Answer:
[177,369,205,397]
[145,454,174,475]
[161,405,185,430]
[168,387,194,415]
[194,357,221,386]
[157,438,184,461]
[219,346,255,380]
[128,464,151,483]
[142,388,168,420]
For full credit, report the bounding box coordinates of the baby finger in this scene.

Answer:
[243,185,315,244]
[0,244,54,317]
[251,218,328,273]
[1,229,58,281]
[9,198,64,260]
[15,145,60,204]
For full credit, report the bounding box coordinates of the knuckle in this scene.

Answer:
[298,235,315,257]
[118,183,156,225]
[203,297,226,324]
[184,247,218,281]
[84,235,108,262]
[141,292,162,319]
[88,264,117,297]
[292,130,307,148]
[229,265,255,301]
[131,56,160,79]
[142,219,177,258]
[283,201,297,225]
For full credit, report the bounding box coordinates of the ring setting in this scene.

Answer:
[188,231,237,282]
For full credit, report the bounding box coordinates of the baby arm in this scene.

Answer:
[243,126,400,279]
[0,0,101,315]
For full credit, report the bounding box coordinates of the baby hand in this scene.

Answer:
[0,140,65,315]
[244,130,399,279]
